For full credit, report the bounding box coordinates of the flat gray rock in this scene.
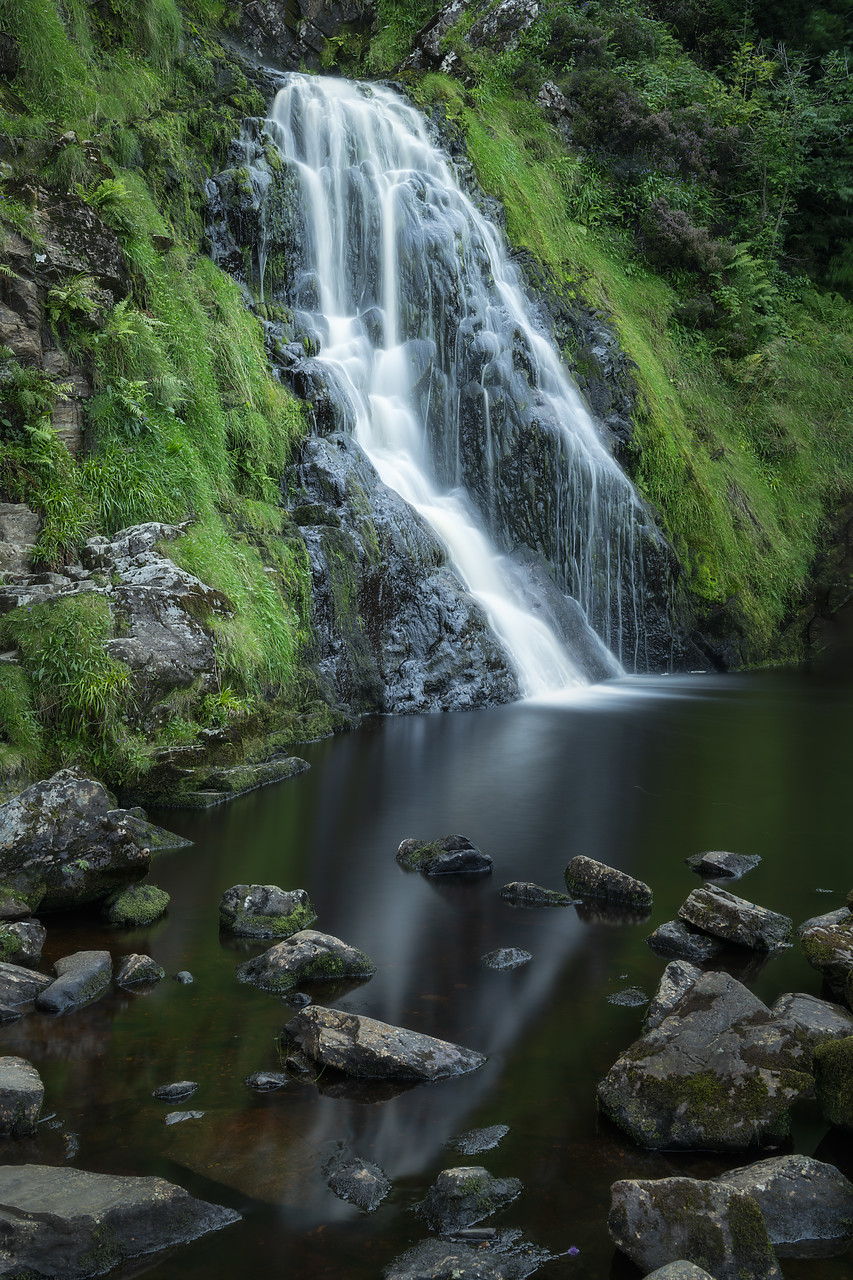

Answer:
[236,929,376,993]
[284,1005,486,1081]
[609,1176,780,1279]
[452,1124,509,1155]
[564,855,652,907]
[0,960,52,1007]
[0,1055,43,1136]
[396,835,492,875]
[219,884,317,938]
[678,885,793,950]
[499,882,572,907]
[327,1155,390,1212]
[798,908,853,996]
[417,1167,523,1231]
[685,851,761,880]
[0,1163,238,1276]
[646,960,703,1030]
[715,1154,853,1257]
[646,919,725,963]
[36,950,112,1014]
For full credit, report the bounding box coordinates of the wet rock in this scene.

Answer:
[327,1154,390,1212]
[289,991,312,1009]
[236,929,376,994]
[109,809,192,851]
[770,993,853,1069]
[152,1081,199,1102]
[798,907,853,996]
[685,850,761,879]
[646,960,702,1030]
[481,948,531,971]
[0,961,52,1008]
[646,1265,716,1280]
[103,883,170,927]
[607,986,647,1008]
[0,1056,43,1136]
[0,1163,239,1274]
[564,855,653,907]
[36,951,112,1014]
[115,953,165,988]
[646,919,726,963]
[284,1005,486,1081]
[678,885,793,951]
[165,1110,205,1125]
[608,1176,780,1280]
[219,884,317,939]
[499,881,572,907]
[244,1071,289,1091]
[452,1125,509,1155]
[813,1036,853,1131]
[715,1154,853,1257]
[597,971,812,1150]
[174,970,193,983]
[397,834,492,876]
[0,917,45,966]
[418,1167,523,1231]
[384,1237,539,1280]
[0,769,150,912]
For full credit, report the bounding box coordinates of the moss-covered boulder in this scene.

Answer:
[219,884,316,939]
[499,881,573,907]
[564,854,652,907]
[0,918,45,966]
[813,1036,853,1132]
[235,929,376,993]
[715,1154,853,1257]
[103,884,170,928]
[678,885,792,951]
[417,1166,522,1232]
[396,835,492,876]
[798,907,853,998]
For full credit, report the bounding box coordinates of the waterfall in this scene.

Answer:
[263,75,666,694]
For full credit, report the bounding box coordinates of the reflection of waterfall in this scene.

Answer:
[262,75,668,690]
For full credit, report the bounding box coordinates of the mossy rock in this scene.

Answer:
[813,1036,853,1132]
[103,884,170,928]
[564,854,652,907]
[219,885,317,940]
[235,929,376,994]
[395,835,492,876]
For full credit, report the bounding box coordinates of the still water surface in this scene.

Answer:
[7,669,853,1279]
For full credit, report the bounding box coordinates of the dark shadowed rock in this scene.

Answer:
[452,1125,509,1155]
[219,884,317,938]
[813,1036,853,1131]
[678,885,792,950]
[327,1154,390,1212]
[0,961,52,1008]
[646,1265,716,1280]
[397,835,492,875]
[284,1005,486,1080]
[646,960,702,1030]
[608,1176,780,1280]
[685,850,761,880]
[715,1154,853,1257]
[499,881,572,906]
[174,970,193,983]
[0,1163,238,1275]
[646,918,726,963]
[481,948,531,970]
[115,953,165,988]
[607,986,648,1008]
[36,951,112,1014]
[0,918,45,966]
[152,1081,199,1102]
[244,1071,289,1091]
[103,883,170,928]
[597,971,812,1150]
[564,855,652,907]
[165,1110,205,1125]
[0,769,150,912]
[384,1237,541,1280]
[418,1166,522,1231]
[0,1056,43,1136]
[770,993,853,1070]
[236,929,376,993]
[798,908,853,996]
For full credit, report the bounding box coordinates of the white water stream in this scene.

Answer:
[265,76,658,693]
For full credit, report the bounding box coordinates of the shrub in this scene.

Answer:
[641,198,734,274]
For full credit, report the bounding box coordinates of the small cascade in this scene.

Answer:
[261,75,668,692]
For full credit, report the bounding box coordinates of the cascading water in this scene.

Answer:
[261,74,667,694]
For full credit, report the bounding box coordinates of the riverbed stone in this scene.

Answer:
[685,851,761,879]
[0,1163,239,1275]
[384,1237,540,1280]
[499,881,572,907]
[608,1176,780,1280]
[481,948,531,970]
[597,970,812,1150]
[418,1167,522,1232]
[0,768,150,913]
[646,1266,716,1280]
[798,907,853,997]
[564,855,653,907]
[715,1154,853,1257]
[452,1124,509,1155]
[646,918,727,963]
[115,953,166,988]
[284,1005,486,1080]
[36,950,112,1014]
[0,960,52,1007]
[327,1154,390,1212]
[646,960,703,1030]
[152,1080,199,1102]
[0,917,45,965]
[678,885,793,950]
[219,884,317,939]
[236,929,376,993]
[813,1036,853,1131]
[103,883,170,928]
[0,1056,43,1135]
[396,835,492,875]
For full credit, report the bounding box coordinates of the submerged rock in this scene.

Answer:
[384,1237,540,1280]
[244,1071,289,1092]
[452,1125,510,1155]
[0,1056,43,1136]
[564,855,652,907]
[481,948,531,971]
[396,835,492,876]
[499,881,572,907]
[685,850,761,879]
[36,951,112,1015]
[327,1155,390,1212]
[418,1167,522,1232]
[284,1005,486,1080]
[236,929,376,993]
[607,986,647,1008]
[165,1110,205,1125]
[219,884,317,939]
[645,960,702,1030]
[0,917,45,966]
[608,1176,780,1280]
[646,919,725,963]
[0,1163,239,1275]
[597,970,812,1150]
[103,883,170,927]
[115,953,165,988]
[798,907,853,996]
[715,1154,853,1257]
[152,1081,199,1102]
[678,885,792,951]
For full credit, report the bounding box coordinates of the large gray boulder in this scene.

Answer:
[284,1005,486,1081]
[564,855,652,907]
[770,992,853,1070]
[0,1163,238,1276]
[678,885,792,950]
[36,951,112,1014]
[0,770,150,913]
[0,1056,43,1136]
[608,1176,780,1280]
[798,907,853,997]
[235,929,376,993]
[715,1154,853,1257]
[417,1166,522,1231]
[597,971,812,1149]
[0,961,52,1008]
[219,884,317,938]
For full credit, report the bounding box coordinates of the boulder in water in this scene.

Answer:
[499,881,572,907]
[236,929,376,993]
[0,918,45,966]
[685,850,761,879]
[481,948,531,970]
[646,918,726,963]
[417,1166,522,1231]
[564,855,653,907]
[798,907,853,996]
[327,1155,390,1212]
[219,884,317,938]
[396,835,492,876]
[715,1154,853,1257]
[36,951,112,1014]
[103,883,170,928]
[678,885,793,951]
[115,953,165,988]
[0,961,51,1008]
[0,1056,43,1136]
